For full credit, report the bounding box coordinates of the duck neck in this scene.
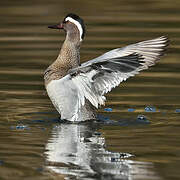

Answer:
[55,34,81,69]
[44,33,81,85]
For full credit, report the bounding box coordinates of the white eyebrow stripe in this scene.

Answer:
[65,17,83,41]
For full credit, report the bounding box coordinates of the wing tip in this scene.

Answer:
[157,36,170,58]
[160,35,170,47]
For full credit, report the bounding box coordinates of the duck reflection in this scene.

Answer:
[45,122,159,180]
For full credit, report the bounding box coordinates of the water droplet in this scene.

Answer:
[145,106,156,112]
[104,108,113,112]
[137,115,147,121]
[15,124,29,130]
[128,108,135,112]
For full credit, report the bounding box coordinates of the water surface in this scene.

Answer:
[0,0,180,179]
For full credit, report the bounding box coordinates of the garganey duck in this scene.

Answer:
[44,13,169,122]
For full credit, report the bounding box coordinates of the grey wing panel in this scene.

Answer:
[80,36,169,96]
[82,36,168,68]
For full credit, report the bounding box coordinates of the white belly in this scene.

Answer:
[46,76,80,122]
[46,76,96,122]
[46,80,62,114]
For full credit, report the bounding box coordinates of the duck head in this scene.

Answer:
[48,13,85,42]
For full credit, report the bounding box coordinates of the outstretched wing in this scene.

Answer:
[70,36,169,99]
[47,36,169,121]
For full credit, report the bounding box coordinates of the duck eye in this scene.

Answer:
[63,20,69,24]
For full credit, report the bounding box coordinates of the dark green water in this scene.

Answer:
[0,0,180,179]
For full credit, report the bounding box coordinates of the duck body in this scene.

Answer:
[44,14,96,121]
[44,13,169,122]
